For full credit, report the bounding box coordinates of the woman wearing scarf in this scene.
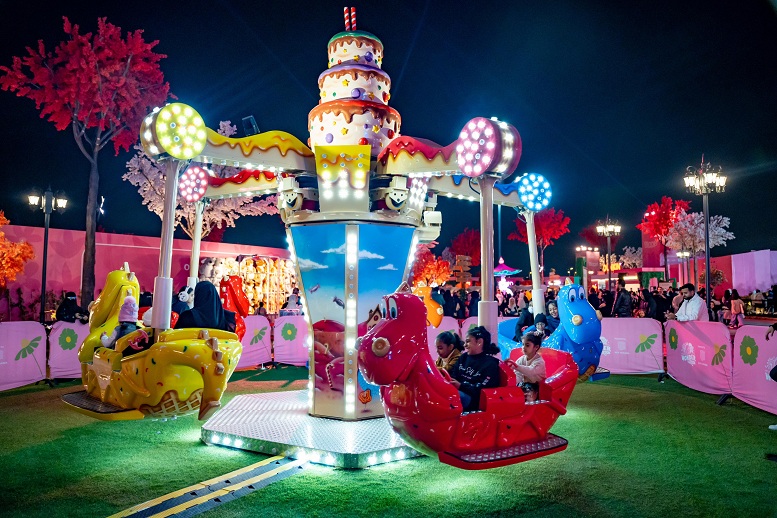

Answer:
[174,281,236,333]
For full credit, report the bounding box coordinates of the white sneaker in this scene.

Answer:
[769,424,777,431]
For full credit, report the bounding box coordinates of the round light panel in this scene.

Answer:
[140,103,207,160]
[517,173,552,211]
[456,117,522,178]
[178,165,210,203]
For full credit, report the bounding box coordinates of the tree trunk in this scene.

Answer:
[80,157,99,307]
[663,246,669,281]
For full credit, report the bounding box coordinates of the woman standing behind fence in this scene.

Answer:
[729,289,745,329]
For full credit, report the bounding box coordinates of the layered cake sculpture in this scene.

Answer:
[308,13,401,157]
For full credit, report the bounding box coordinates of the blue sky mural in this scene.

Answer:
[290,223,415,327]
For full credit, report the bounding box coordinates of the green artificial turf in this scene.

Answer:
[0,372,775,517]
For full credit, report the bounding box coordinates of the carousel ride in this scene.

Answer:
[66,8,579,468]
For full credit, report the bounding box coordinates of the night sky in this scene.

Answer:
[1,1,775,276]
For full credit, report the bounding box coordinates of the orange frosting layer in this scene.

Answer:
[308,100,401,126]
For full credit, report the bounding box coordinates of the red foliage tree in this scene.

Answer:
[411,243,452,286]
[450,228,481,267]
[0,18,171,306]
[508,208,570,270]
[0,212,35,288]
[636,196,690,278]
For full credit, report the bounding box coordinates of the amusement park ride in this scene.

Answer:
[62,9,604,470]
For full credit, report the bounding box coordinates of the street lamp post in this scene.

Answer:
[684,155,726,313]
[28,187,68,323]
[596,219,621,290]
[676,250,690,285]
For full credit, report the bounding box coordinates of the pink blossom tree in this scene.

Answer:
[123,121,278,239]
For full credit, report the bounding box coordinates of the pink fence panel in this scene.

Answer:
[460,317,479,336]
[49,321,89,378]
[426,317,462,357]
[665,321,733,394]
[599,318,665,374]
[0,322,47,391]
[238,316,273,369]
[273,316,310,366]
[732,326,777,415]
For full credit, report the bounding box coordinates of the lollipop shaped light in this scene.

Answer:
[456,117,522,178]
[178,165,210,203]
[517,173,552,211]
[140,103,208,160]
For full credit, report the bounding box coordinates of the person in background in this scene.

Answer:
[503,296,520,317]
[671,289,684,313]
[468,290,480,317]
[545,300,561,333]
[442,289,456,318]
[729,289,745,329]
[448,326,501,411]
[435,330,464,373]
[587,287,601,312]
[709,291,722,322]
[505,332,546,403]
[653,288,670,323]
[497,292,509,316]
[601,289,614,318]
[454,290,468,319]
[640,288,657,319]
[139,291,153,309]
[665,283,709,322]
[255,301,268,316]
[174,281,236,332]
[613,280,632,318]
[513,303,534,340]
[719,289,732,325]
[56,291,89,324]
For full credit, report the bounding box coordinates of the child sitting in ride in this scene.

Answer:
[449,326,501,411]
[505,332,547,403]
[435,331,464,373]
[100,295,141,349]
[522,313,551,339]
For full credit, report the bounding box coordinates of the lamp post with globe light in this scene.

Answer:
[28,187,67,323]
[683,155,726,313]
[596,218,620,291]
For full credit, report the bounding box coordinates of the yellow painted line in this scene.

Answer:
[108,455,284,517]
[147,459,306,518]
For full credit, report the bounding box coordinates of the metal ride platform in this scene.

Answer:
[201,390,422,469]
[61,390,145,421]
